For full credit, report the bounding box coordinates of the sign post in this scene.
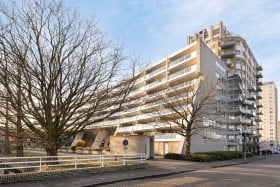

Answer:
[123,138,128,165]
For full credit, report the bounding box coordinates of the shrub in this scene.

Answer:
[164,153,187,160]
[70,144,76,151]
[73,140,85,147]
[69,140,85,151]
[165,151,252,162]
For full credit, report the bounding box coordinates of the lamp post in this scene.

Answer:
[243,133,246,160]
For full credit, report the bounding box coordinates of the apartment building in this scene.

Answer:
[187,22,263,152]
[77,39,230,155]
[259,81,278,150]
[73,22,263,155]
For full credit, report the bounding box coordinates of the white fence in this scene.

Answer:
[0,154,146,173]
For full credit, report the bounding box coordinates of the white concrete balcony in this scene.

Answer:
[129,87,145,97]
[146,78,167,90]
[168,51,196,69]
[227,95,242,102]
[118,116,138,124]
[228,72,241,80]
[240,118,252,125]
[146,66,166,79]
[256,86,262,92]
[256,71,263,78]
[134,77,145,85]
[225,60,233,66]
[247,94,257,100]
[228,106,242,114]
[243,99,253,106]
[228,83,242,91]
[242,109,252,115]
[228,117,251,125]
[221,50,236,57]
[256,64,263,71]
[168,65,197,81]
[227,141,240,146]
[143,100,162,110]
[248,85,257,92]
[228,130,241,135]
[221,40,235,48]
[116,124,156,133]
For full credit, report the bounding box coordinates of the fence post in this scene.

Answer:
[75,156,77,169]
[100,153,104,167]
[123,153,126,165]
[140,154,143,163]
[39,158,42,172]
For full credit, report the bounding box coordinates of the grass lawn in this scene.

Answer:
[0,150,46,157]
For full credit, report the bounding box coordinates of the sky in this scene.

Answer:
[65,0,280,117]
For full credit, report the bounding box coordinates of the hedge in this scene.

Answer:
[165,151,253,162]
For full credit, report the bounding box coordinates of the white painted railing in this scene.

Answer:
[0,154,146,173]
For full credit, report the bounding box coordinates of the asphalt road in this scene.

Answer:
[101,155,280,187]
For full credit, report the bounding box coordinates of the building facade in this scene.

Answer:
[187,21,263,153]
[259,81,278,150]
[73,22,263,155]
[82,39,229,155]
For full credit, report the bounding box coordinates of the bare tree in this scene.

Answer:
[0,96,12,155]
[0,0,137,157]
[158,78,226,157]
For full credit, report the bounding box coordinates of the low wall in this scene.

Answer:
[109,135,147,154]
[0,163,148,184]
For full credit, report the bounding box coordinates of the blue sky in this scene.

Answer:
[65,0,280,117]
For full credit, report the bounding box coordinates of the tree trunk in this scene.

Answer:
[3,100,11,155]
[184,133,191,157]
[45,147,59,165]
[16,125,24,157]
[16,64,24,157]
[46,147,58,156]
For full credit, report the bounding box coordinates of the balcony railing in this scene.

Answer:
[169,52,194,68]
[248,85,257,92]
[146,66,166,79]
[146,78,167,90]
[228,72,241,80]
[247,94,257,100]
[256,71,263,78]
[134,77,145,85]
[225,60,233,66]
[228,117,251,125]
[221,40,235,48]
[256,81,263,85]
[256,65,263,71]
[243,99,253,106]
[228,83,242,91]
[228,130,241,135]
[227,95,242,102]
[221,50,236,57]
[168,65,196,80]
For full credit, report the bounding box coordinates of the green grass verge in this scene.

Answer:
[0,151,46,157]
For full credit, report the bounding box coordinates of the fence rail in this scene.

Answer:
[0,154,146,174]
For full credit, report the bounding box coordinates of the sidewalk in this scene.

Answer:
[2,155,266,187]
